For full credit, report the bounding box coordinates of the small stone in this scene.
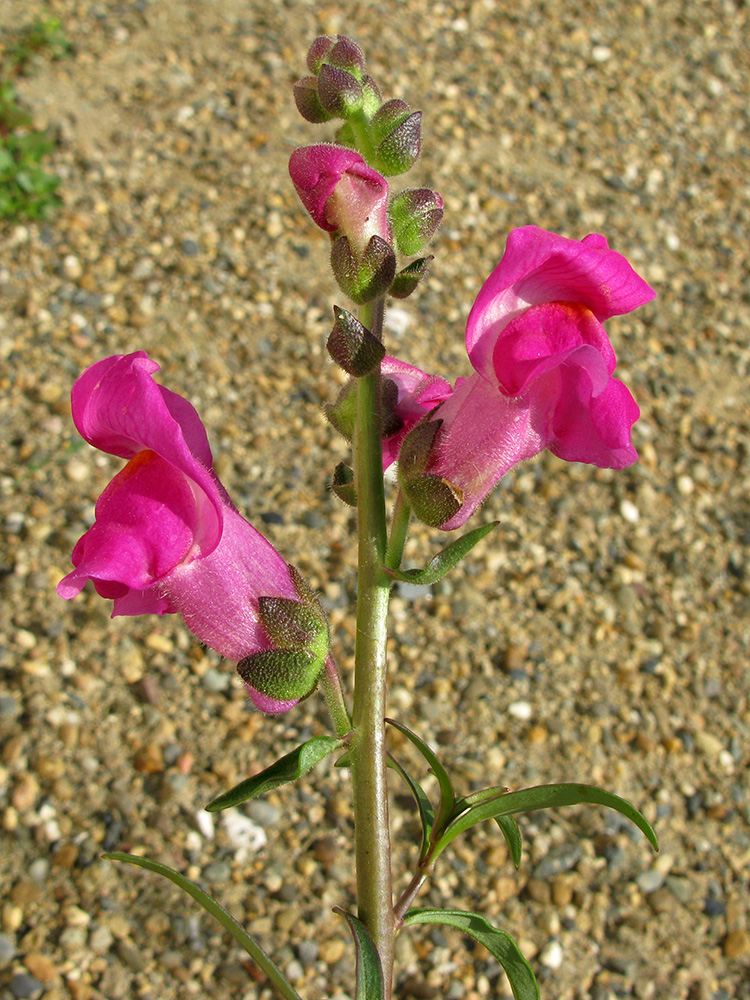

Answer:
[636,868,666,894]
[619,499,639,524]
[319,937,347,964]
[534,843,583,880]
[88,925,114,954]
[133,743,164,773]
[508,700,532,721]
[23,953,58,983]
[10,972,43,999]
[245,800,282,826]
[202,860,232,883]
[724,929,750,959]
[539,939,563,970]
[0,932,16,965]
[201,667,231,692]
[116,940,146,971]
[62,255,83,280]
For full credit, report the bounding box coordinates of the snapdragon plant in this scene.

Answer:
[58,34,657,1000]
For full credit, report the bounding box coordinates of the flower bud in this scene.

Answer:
[401,472,464,529]
[293,76,334,123]
[289,145,391,257]
[307,35,336,74]
[327,306,385,377]
[326,36,366,78]
[375,112,422,175]
[237,650,323,712]
[330,235,396,304]
[388,189,444,256]
[318,64,364,117]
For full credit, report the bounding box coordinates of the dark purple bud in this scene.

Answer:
[307,35,336,74]
[318,64,364,117]
[388,188,444,255]
[375,112,422,175]
[293,76,334,123]
[328,36,366,78]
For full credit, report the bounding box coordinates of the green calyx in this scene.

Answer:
[330,235,397,305]
[238,566,330,702]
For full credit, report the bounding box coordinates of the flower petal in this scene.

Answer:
[467,226,655,377]
[71,352,224,554]
[57,450,197,609]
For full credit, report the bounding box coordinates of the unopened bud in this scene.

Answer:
[375,112,422,175]
[307,35,336,74]
[327,36,366,78]
[318,64,364,117]
[390,256,433,299]
[389,189,444,256]
[330,235,396,305]
[293,76,334,123]
[325,379,358,441]
[328,306,385,377]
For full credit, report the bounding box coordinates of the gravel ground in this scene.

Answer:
[1,2,749,999]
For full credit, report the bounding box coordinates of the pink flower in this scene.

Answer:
[381,357,452,470]
[400,226,655,529]
[57,352,313,713]
[289,144,391,256]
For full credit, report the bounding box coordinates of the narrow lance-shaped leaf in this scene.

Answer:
[384,522,498,586]
[104,853,303,1000]
[402,909,539,1000]
[387,751,434,861]
[494,814,523,869]
[334,908,385,1000]
[205,737,344,812]
[386,719,455,835]
[433,782,659,861]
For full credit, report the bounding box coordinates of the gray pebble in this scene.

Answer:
[297,940,319,964]
[201,667,231,692]
[10,973,43,999]
[0,695,18,717]
[245,800,282,826]
[285,960,305,981]
[533,843,583,879]
[636,868,666,894]
[0,932,16,966]
[202,860,232,883]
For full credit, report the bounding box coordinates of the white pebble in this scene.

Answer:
[619,499,640,524]
[195,810,214,840]
[591,45,612,62]
[221,809,267,859]
[539,940,564,969]
[676,474,694,495]
[62,255,82,280]
[508,700,533,721]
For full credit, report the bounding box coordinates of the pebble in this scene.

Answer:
[723,929,750,959]
[507,700,533,721]
[9,973,43,999]
[245,800,282,826]
[202,860,232,883]
[201,667,231,692]
[636,868,666,894]
[539,940,564,970]
[0,932,15,966]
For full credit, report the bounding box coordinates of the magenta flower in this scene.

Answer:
[57,353,320,713]
[400,226,655,529]
[381,357,452,470]
[289,144,391,256]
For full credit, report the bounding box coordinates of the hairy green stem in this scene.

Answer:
[350,294,395,996]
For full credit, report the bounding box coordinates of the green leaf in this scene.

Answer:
[334,908,385,1000]
[384,522,499,586]
[494,815,523,869]
[205,737,344,812]
[104,853,303,1000]
[386,719,455,835]
[402,909,539,1000]
[435,782,658,859]
[387,752,434,860]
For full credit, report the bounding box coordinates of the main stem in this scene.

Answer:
[350,295,395,996]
